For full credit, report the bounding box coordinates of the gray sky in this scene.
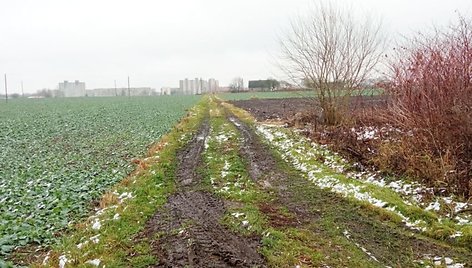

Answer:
[1,0,471,94]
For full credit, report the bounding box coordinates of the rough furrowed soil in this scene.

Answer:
[229,96,387,122]
[226,112,472,267]
[139,119,266,267]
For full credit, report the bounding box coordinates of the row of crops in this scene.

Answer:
[0,96,200,256]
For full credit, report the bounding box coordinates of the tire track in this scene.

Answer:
[140,118,266,267]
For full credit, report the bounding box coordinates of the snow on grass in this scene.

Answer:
[58,255,68,268]
[91,218,101,230]
[117,192,134,203]
[256,124,471,235]
[417,255,465,268]
[85,259,101,266]
[77,241,88,249]
[90,234,100,244]
[228,117,242,127]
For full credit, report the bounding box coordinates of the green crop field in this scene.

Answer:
[0,96,200,256]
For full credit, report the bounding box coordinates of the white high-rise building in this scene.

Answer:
[208,78,219,93]
[178,78,218,95]
[59,80,86,97]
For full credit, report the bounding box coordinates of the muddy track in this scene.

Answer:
[227,115,315,222]
[226,113,471,267]
[140,119,266,267]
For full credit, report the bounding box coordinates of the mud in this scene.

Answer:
[176,119,210,187]
[229,96,387,122]
[140,119,266,267]
[226,111,472,267]
[228,117,278,181]
[227,115,316,222]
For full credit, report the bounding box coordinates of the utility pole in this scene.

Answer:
[21,81,24,97]
[127,76,130,97]
[4,74,8,103]
[114,80,117,96]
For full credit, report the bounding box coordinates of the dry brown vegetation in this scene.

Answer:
[378,15,472,198]
[308,15,472,199]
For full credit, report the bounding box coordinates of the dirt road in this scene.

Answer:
[139,119,265,267]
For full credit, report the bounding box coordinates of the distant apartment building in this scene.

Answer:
[59,80,86,97]
[208,78,219,93]
[177,78,219,95]
[160,87,172,95]
[88,87,154,97]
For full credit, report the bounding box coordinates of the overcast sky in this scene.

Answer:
[1,0,471,94]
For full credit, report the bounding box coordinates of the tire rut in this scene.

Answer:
[140,118,266,268]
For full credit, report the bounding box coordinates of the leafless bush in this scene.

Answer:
[380,15,472,197]
[279,0,385,125]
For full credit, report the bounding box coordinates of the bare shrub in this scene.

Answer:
[279,0,385,125]
[380,15,472,198]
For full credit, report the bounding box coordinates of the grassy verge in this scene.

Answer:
[255,124,472,247]
[24,97,209,268]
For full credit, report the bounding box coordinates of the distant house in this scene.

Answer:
[248,79,280,91]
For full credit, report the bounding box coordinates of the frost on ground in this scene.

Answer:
[256,124,471,235]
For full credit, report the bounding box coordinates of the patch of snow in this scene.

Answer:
[215,134,229,143]
[352,126,379,141]
[113,213,120,220]
[232,212,244,218]
[59,255,68,268]
[450,231,463,238]
[117,192,134,203]
[456,216,470,225]
[91,218,101,230]
[425,200,441,211]
[228,117,241,127]
[86,259,101,266]
[77,241,89,249]
[90,234,101,244]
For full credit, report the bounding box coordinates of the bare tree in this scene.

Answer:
[229,77,244,92]
[279,1,385,124]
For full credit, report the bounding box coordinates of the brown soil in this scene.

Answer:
[229,96,387,122]
[138,119,266,267]
[226,112,472,267]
